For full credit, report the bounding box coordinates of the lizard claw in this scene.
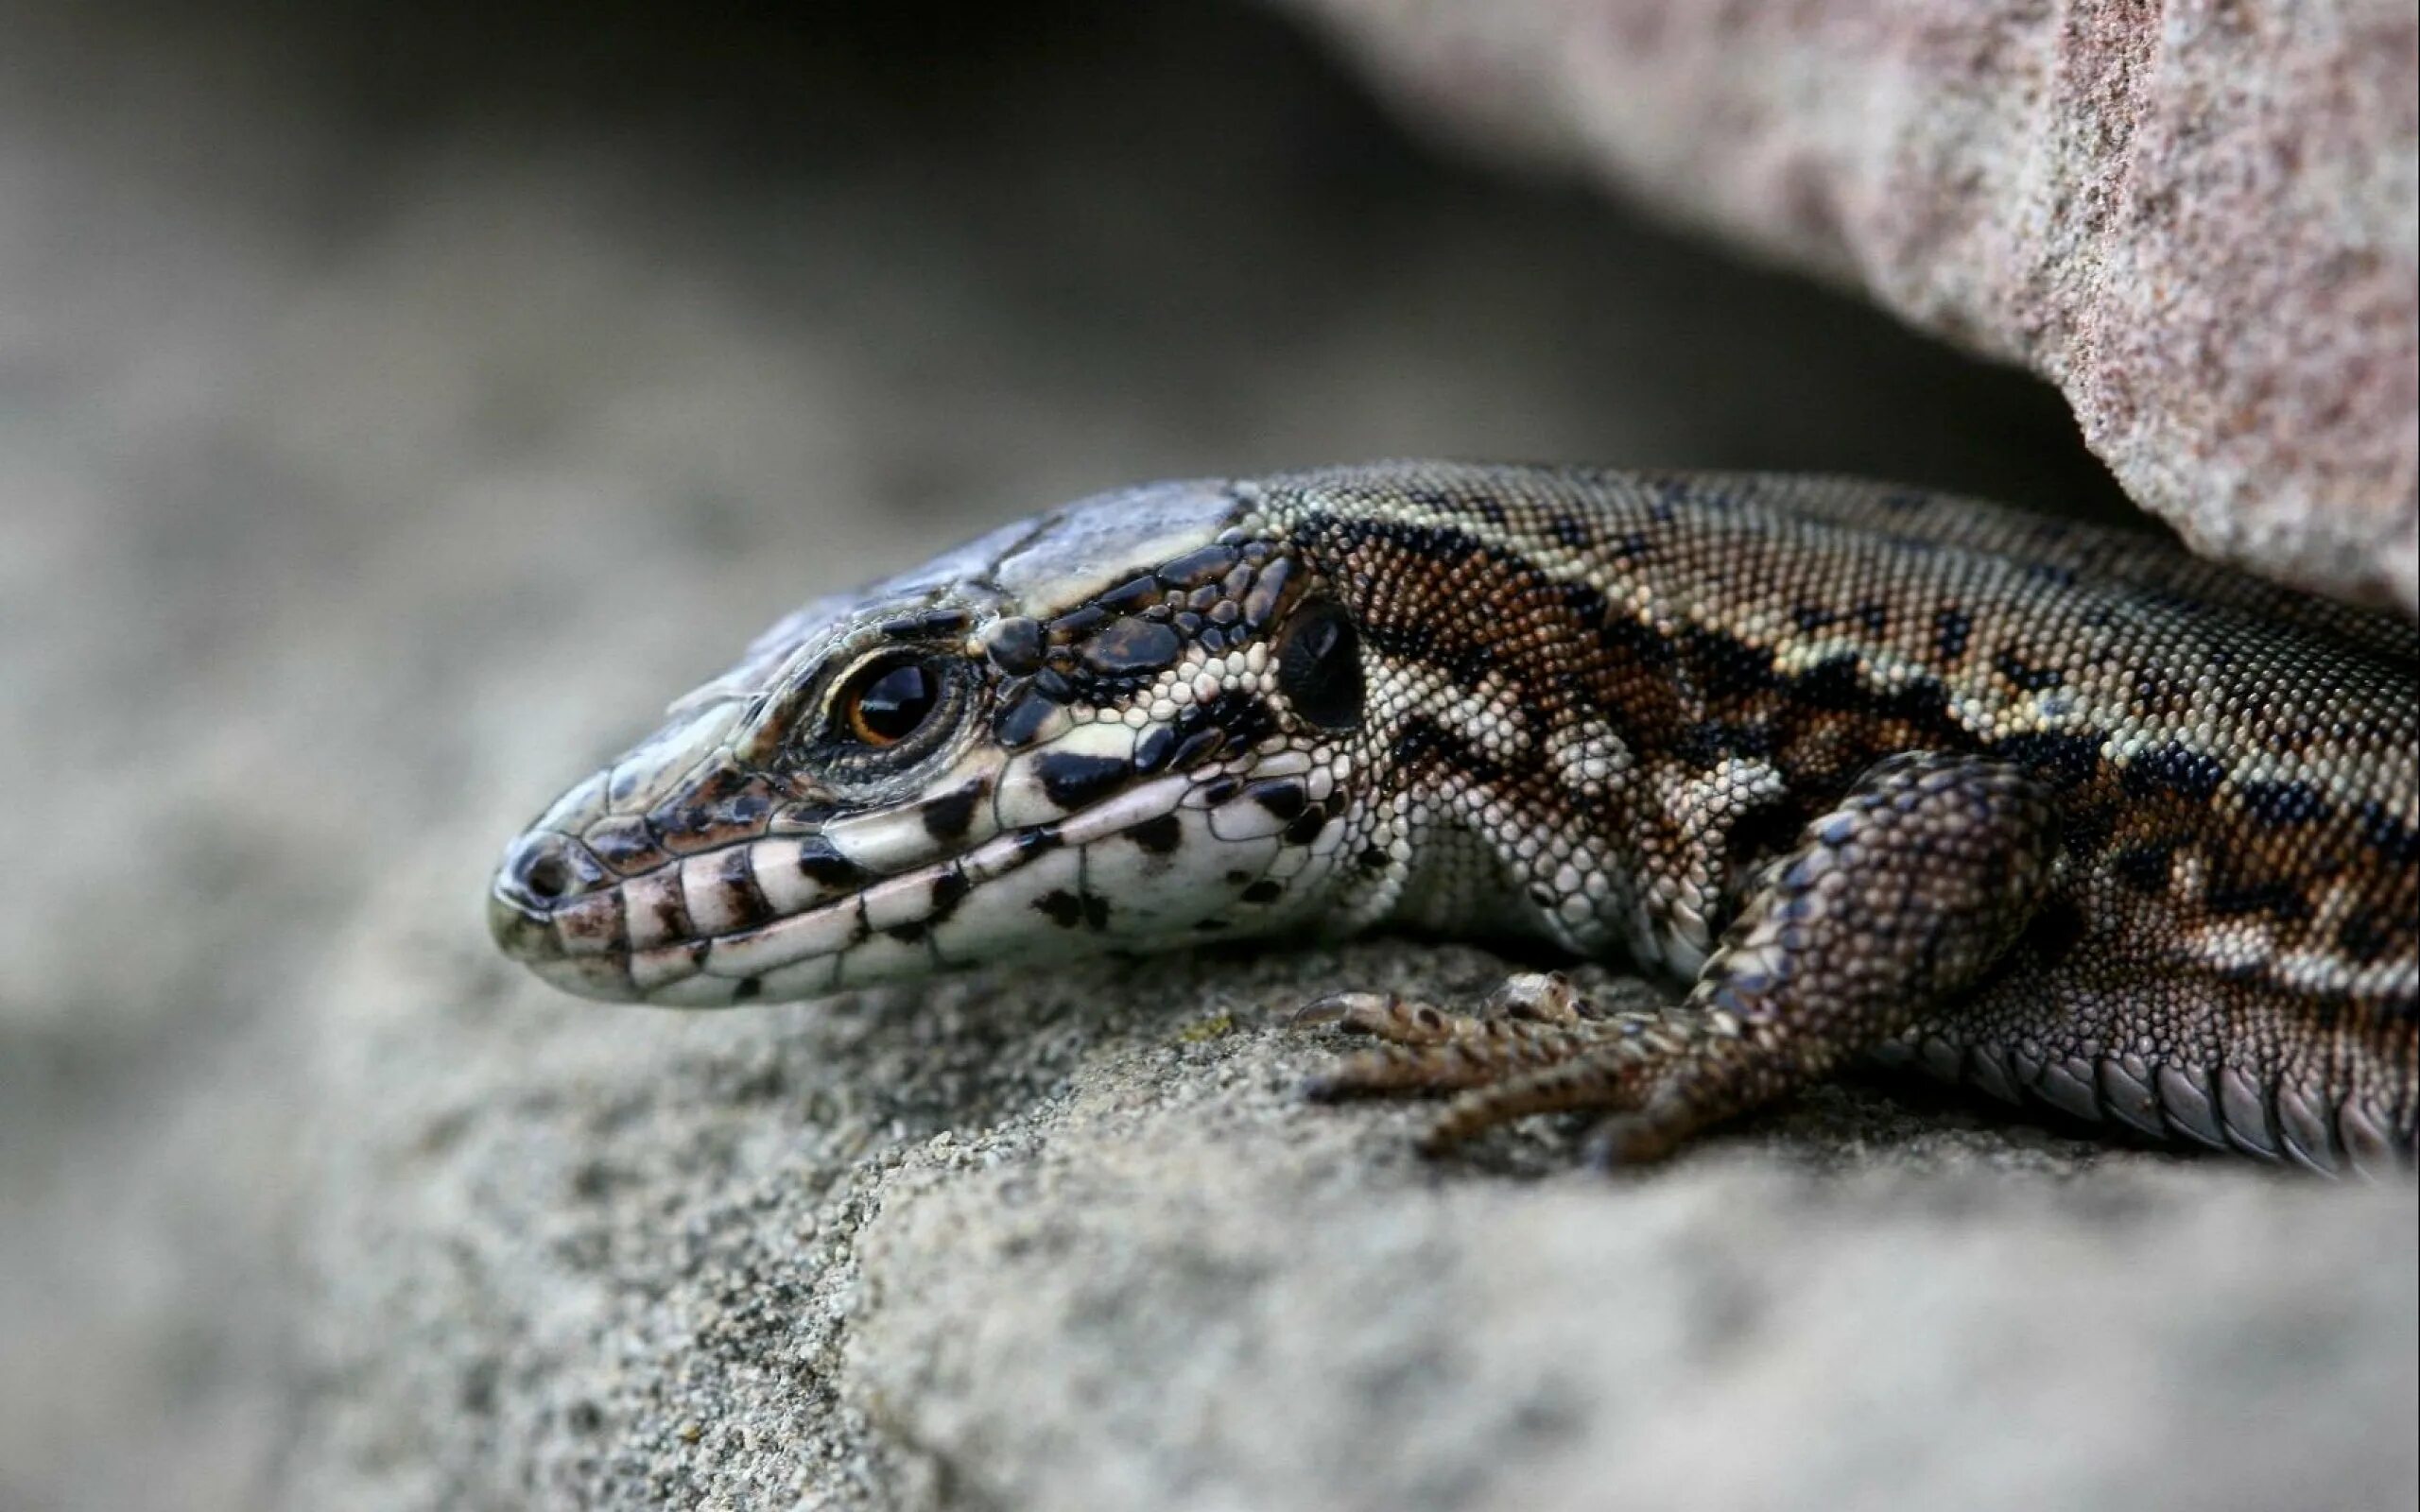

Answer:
[1287,992,1364,1029]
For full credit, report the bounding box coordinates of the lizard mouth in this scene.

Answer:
[489,751,1330,1005]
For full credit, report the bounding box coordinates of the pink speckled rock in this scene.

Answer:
[1287,0,2420,614]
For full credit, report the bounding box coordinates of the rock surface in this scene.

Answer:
[3,6,2411,1512]
[1285,0,2420,615]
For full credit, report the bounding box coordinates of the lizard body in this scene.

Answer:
[491,464,2418,1171]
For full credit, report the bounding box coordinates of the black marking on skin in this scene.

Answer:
[1246,779,1308,821]
[2061,799,2118,857]
[921,782,983,842]
[1673,623,1765,692]
[1791,605,1838,633]
[1855,600,1891,636]
[731,977,763,1003]
[1995,650,2065,692]
[1357,846,1388,871]
[1169,727,1225,768]
[1126,813,1184,853]
[1549,576,1610,627]
[1032,668,1076,703]
[1157,542,1239,587]
[2238,780,2335,826]
[927,868,972,920]
[2355,800,2419,865]
[1991,730,2104,790]
[994,689,1059,747]
[796,835,867,889]
[1132,723,1177,774]
[1095,575,1161,613]
[2203,873,2312,921]
[1188,687,1280,757]
[1934,607,1973,663]
[716,847,771,929]
[1049,606,1108,642]
[1035,751,1131,810]
[2122,744,2228,802]
[645,885,694,944]
[2338,908,2396,964]
[2024,897,2088,964]
[1283,810,1328,846]
[2112,842,2174,893]
[1036,889,1085,928]
[1790,654,1883,714]
[1199,775,1243,806]
[1676,719,1778,766]
[1613,531,1653,559]
[1390,715,1506,787]
[1549,513,1591,548]
[1868,682,1958,742]
[1241,880,1285,903]
[1223,868,1254,886]
[984,616,1046,675]
[1080,617,1183,676]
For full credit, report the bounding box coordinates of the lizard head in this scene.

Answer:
[489,479,1378,1005]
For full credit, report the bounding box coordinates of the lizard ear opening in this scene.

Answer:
[1276,598,1364,732]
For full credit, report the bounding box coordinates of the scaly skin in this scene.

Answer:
[490,464,2418,1172]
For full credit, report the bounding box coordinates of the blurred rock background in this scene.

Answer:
[1288,0,2420,615]
[1,4,2409,1510]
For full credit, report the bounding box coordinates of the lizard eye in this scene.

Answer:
[1275,598,1363,731]
[835,654,944,747]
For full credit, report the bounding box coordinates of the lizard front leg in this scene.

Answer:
[1302,751,2064,1165]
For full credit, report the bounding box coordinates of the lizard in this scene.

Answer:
[488,463,2418,1173]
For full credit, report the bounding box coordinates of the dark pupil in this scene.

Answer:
[853,662,937,743]
[1277,601,1363,730]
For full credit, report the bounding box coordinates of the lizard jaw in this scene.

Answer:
[491,753,1341,1005]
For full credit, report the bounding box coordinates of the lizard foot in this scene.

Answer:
[1300,751,2066,1167]
[1295,971,1630,1099]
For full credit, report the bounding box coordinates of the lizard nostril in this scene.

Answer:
[508,834,581,905]
[524,852,573,901]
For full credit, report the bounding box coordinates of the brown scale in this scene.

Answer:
[1256,463,2416,1172]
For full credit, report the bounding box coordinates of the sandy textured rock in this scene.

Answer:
[3,7,2411,1512]
[1285,0,2420,614]
[299,913,2418,1512]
